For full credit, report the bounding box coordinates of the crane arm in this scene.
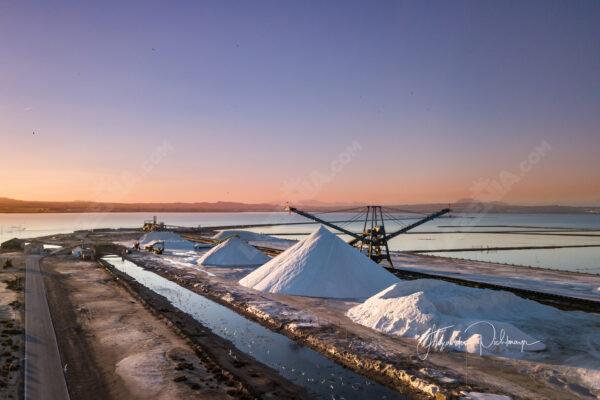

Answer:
[285,206,371,243]
[349,208,450,245]
[383,208,450,241]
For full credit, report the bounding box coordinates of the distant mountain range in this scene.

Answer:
[376,199,600,215]
[0,197,278,213]
[0,197,598,214]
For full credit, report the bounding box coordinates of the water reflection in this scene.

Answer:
[425,246,600,274]
[2,212,598,273]
[102,256,406,400]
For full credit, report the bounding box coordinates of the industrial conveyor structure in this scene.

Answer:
[285,205,450,266]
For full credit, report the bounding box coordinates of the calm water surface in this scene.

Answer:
[2,212,599,273]
[102,256,406,400]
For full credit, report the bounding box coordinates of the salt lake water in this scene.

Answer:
[1,212,599,273]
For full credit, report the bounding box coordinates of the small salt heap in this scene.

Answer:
[138,231,196,251]
[198,236,270,266]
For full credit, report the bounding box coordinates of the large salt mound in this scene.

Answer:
[198,236,270,266]
[212,230,291,243]
[239,225,400,299]
[139,231,196,251]
[347,279,547,357]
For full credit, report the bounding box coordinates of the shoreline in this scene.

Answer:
[1,210,600,214]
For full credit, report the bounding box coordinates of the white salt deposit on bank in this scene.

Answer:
[347,279,548,357]
[138,232,196,251]
[116,350,166,397]
[239,225,400,299]
[198,236,270,266]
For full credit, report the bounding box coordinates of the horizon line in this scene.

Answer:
[0,196,598,209]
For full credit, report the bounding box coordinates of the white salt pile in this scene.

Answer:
[138,231,196,251]
[213,230,292,243]
[239,225,400,299]
[198,236,270,266]
[347,279,547,357]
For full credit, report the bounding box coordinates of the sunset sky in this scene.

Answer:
[1,1,598,206]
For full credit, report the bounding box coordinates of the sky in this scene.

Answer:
[1,1,599,206]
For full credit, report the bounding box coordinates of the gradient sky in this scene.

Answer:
[1,1,599,205]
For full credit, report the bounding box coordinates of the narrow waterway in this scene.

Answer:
[102,256,407,400]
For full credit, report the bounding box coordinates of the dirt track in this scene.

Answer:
[41,255,309,400]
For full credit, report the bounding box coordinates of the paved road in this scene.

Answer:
[25,255,70,400]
